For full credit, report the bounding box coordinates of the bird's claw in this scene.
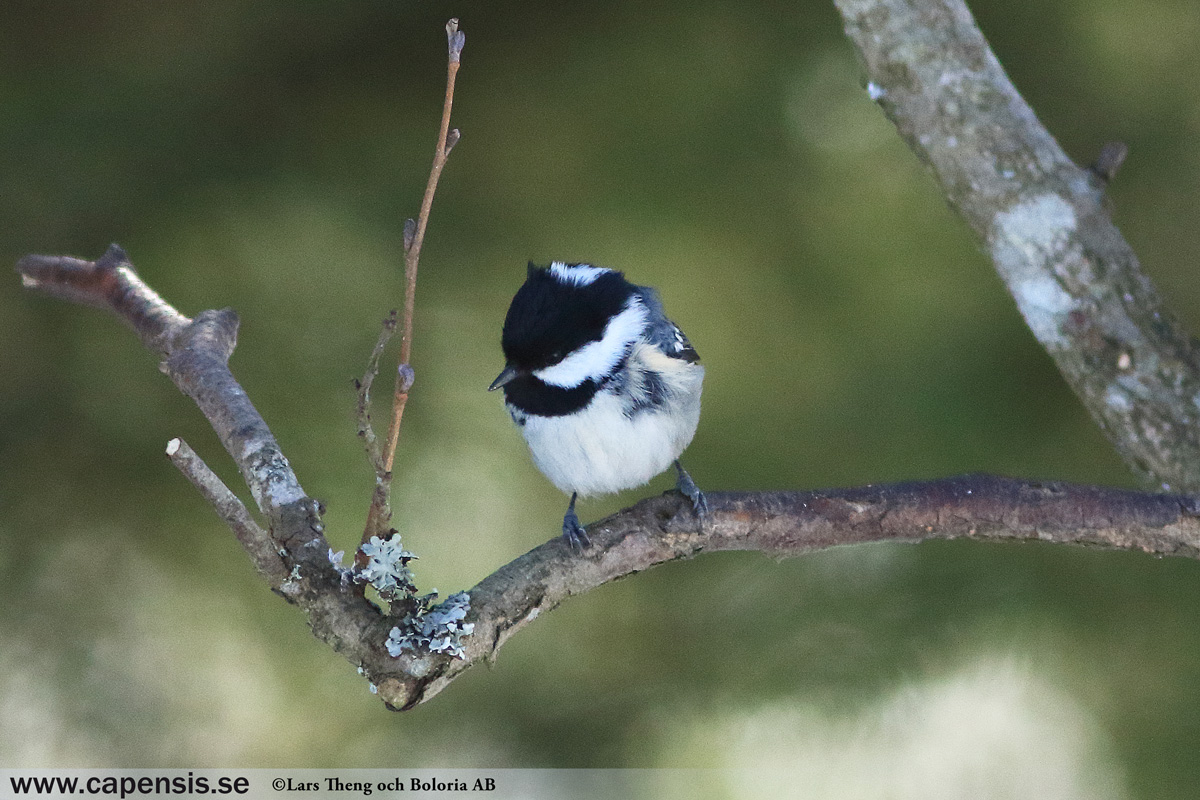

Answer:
[674,462,708,524]
[690,487,709,521]
[562,508,591,551]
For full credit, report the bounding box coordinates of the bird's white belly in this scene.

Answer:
[516,381,702,497]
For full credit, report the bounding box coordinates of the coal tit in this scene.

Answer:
[490,261,706,548]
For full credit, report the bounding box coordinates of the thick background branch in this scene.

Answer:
[18,0,1200,707]
[9,0,1200,783]
[834,0,1200,493]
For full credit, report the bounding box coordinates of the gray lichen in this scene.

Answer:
[355,533,417,598]
[386,592,474,660]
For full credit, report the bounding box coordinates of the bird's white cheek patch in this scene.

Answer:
[534,300,647,388]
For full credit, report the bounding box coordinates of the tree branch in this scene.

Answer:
[357,19,464,560]
[15,246,378,670]
[165,436,286,586]
[833,0,1200,492]
[18,245,188,355]
[18,8,1200,712]
[383,17,464,474]
[404,475,1200,705]
[17,247,1200,708]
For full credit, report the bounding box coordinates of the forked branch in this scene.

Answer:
[17,7,1200,711]
[17,247,1200,709]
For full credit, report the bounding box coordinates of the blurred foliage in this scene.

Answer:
[3,0,1200,796]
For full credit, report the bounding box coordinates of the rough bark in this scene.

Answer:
[17,1,1200,710]
[834,0,1200,492]
[17,248,1200,709]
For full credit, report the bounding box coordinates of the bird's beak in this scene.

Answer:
[489,365,521,391]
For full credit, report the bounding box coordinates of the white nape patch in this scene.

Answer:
[534,298,648,388]
[549,261,610,287]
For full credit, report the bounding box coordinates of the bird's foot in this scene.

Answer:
[562,493,591,550]
[674,461,708,523]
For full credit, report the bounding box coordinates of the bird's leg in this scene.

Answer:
[562,492,591,550]
[674,460,708,522]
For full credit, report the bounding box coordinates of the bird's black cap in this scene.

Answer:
[500,263,636,371]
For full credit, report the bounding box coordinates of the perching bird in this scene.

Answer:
[490,261,706,548]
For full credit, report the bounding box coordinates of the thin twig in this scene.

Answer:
[358,19,465,559]
[382,17,464,473]
[383,363,416,474]
[166,437,286,586]
[1090,141,1129,184]
[19,245,384,675]
[356,313,401,568]
[20,250,1200,711]
[26,9,1198,716]
[357,310,399,475]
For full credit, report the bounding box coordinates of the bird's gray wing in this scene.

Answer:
[634,286,700,363]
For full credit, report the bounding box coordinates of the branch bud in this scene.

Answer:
[446,19,465,62]
[397,363,415,394]
[403,219,417,253]
[1091,141,1129,183]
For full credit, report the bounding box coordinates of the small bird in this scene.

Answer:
[490,261,706,549]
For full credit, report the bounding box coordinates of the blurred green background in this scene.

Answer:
[3,0,1199,796]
